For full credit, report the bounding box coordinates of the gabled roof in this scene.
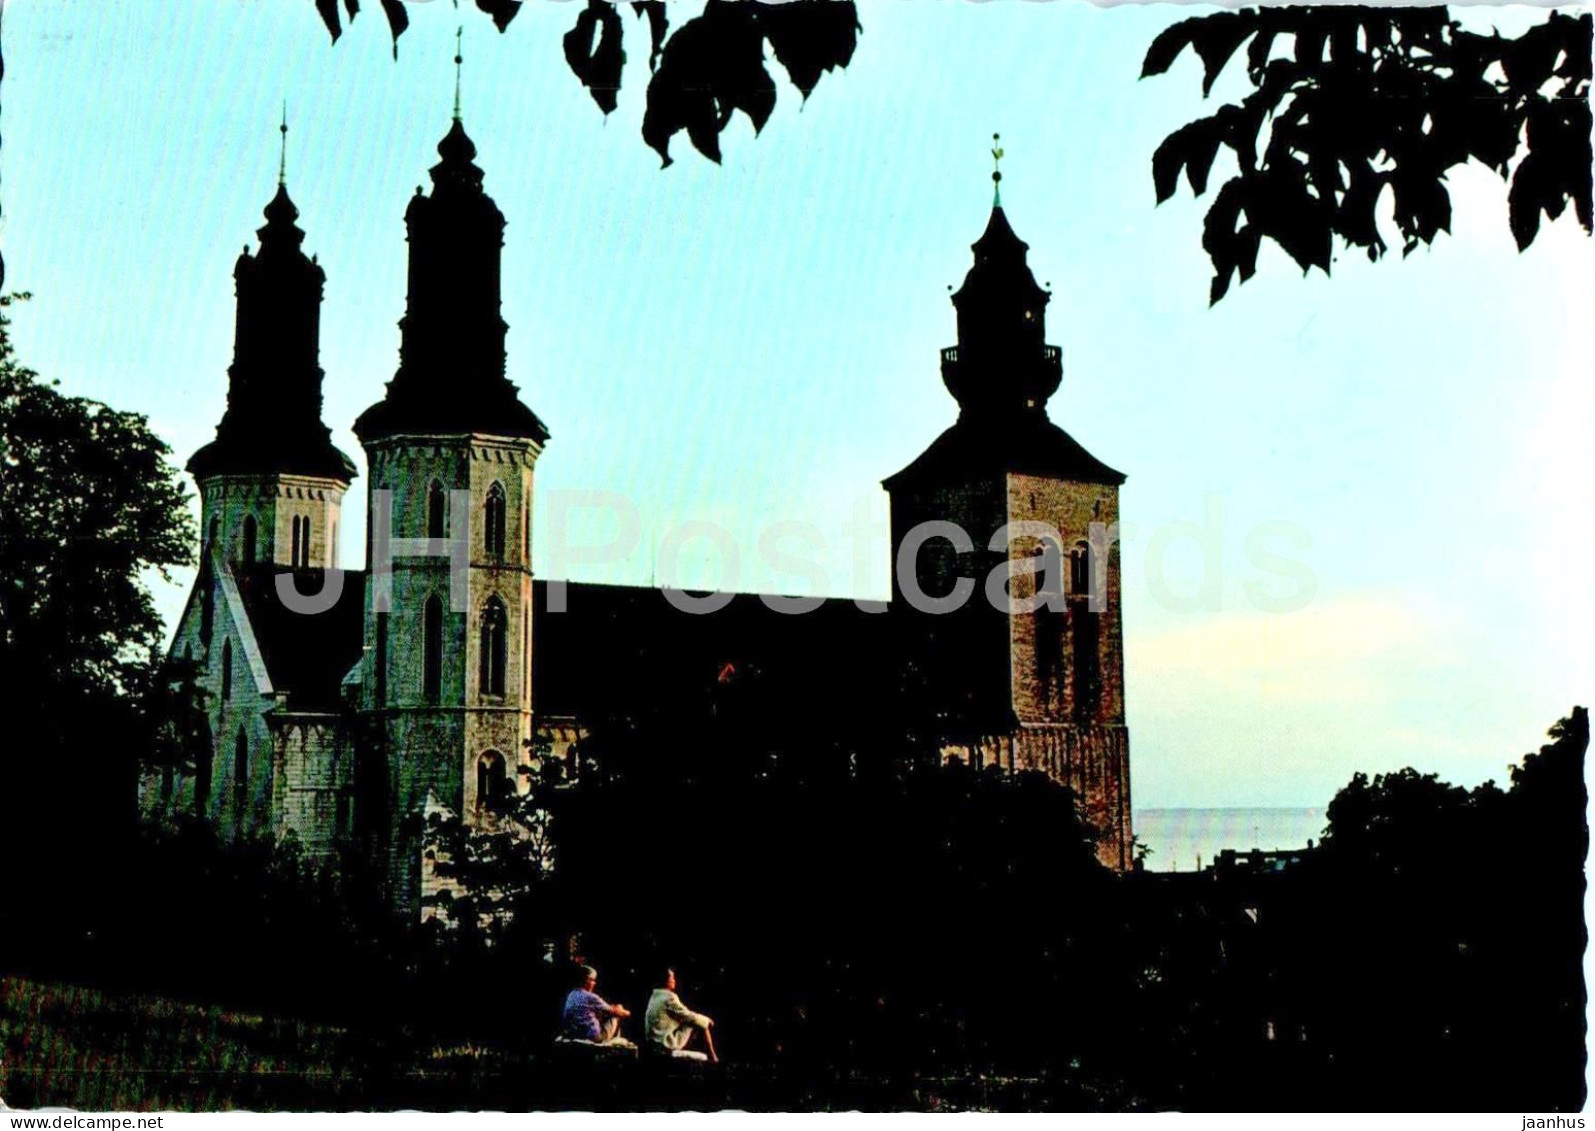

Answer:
[232,566,367,710]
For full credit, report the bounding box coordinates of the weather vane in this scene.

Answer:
[279,100,289,186]
[453,27,464,121]
[991,132,1004,205]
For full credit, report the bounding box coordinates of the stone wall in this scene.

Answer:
[1003,474,1126,727]
[359,432,540,912]
[199,473,347,569]
[149,551,278,842]
[941,723,1131,870]
[270,712,354,858]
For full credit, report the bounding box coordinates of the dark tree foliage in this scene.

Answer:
[0,297,193,898]
[314,0,859,167]
[1246,707,1589,1110]
[429,749,1131,1102]
[139,652,214,792]
[1144,7,1594,302]
[2,706,1586,1110]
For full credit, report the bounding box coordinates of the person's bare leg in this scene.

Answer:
[702,1025,718,1064]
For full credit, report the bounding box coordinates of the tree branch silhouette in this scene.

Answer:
[1143,7,1592,304]
[315,0,859,167]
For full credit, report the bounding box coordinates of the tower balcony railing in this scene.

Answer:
[940,345,1061,366]
[941,345,1062,404]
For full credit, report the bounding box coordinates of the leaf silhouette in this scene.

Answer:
[754,0,861,100]
[564,0,627,115]
[632,1,669,73]
[1152,117,1224,203]
[1142,17,1205,79]
[379,0,409,57]
[642,1,777,167]
[475,0,523,34]
[315,0,342,43]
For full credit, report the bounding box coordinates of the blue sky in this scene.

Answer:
[6,0,1591,808]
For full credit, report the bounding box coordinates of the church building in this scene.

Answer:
[143,110,1133,911]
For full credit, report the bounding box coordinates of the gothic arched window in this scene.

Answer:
[208,516,220,551]
[479,597,508,697]
[423,594,444,700]
[485,482,507,561]
[195,730,213,816]
[427,480,446,540]
[242,515,258,566]
[374,611,389,707]
[1069,542,1090,598]
[199,562,215,647]
[221,638,233,701]
[290,516,303,568]
[1071,604,1102,723]
[233,728,249,818]
[1035,543,1066,704]
[476,750,508,810]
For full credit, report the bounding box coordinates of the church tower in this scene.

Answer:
[884,143,1132,870]
[171,119,358,837]
[352,91,548,909]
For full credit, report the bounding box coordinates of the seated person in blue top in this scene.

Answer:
[560,965,634,1047]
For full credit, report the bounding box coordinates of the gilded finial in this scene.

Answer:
[279,101,289,186]
[991,132,1004,207]
[453,27,464,122]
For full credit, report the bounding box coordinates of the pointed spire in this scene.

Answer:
[991,132,1004,208]
[355,45,546,447]
[427,27,485,193]
[279,100,289,187]
[453,26,464,122]
[883,136,1124,494]
[190,114,354,487]
[940,145,1060,421]
[260,108,305,250]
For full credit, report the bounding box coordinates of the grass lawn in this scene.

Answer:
[0,975,1116,1111]
[0,977,375,1111]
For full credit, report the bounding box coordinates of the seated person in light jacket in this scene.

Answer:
[644,967,717,1063]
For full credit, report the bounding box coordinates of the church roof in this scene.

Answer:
[883,413,1125,491]
[952,204,1049,311]
[188,431,358,483]
[530,580,895,727]
[352,383,549,445]
[223,568,903,724]
[233,566,367,710]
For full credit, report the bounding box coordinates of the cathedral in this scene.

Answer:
[142,109,1133,911]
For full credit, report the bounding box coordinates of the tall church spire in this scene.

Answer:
[453,27,464,122]
[354,89,547,443]
[188,120,355,484]
[883,146,1122,492]
[943,145,1059,422]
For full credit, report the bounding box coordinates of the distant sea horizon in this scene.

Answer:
[1132,807,1328,873]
